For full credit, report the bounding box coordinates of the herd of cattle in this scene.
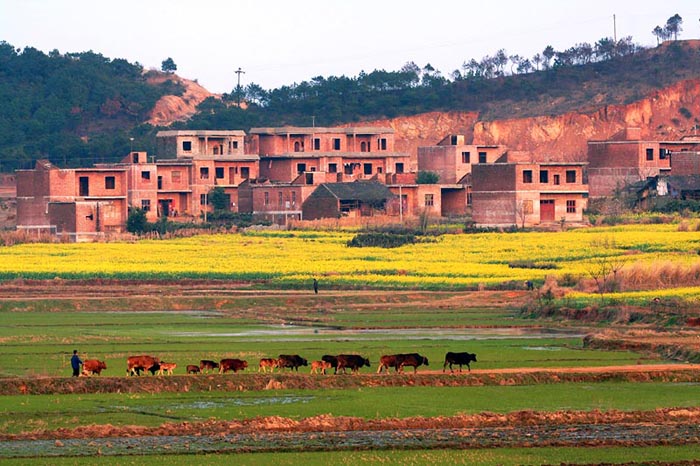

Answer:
[78,352,477,377]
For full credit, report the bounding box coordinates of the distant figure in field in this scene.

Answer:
[313,278,318,294]
[526,280,534,291]
[71,350,83,377]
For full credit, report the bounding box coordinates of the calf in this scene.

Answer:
[258,358,278,373]
[157,362,177,375]
[199,359,219,374]
[81,359,107,376]
[398,353,429,374]
[186,364,201,374]
[336,354,370,374]
[277,354,308,372]
[219,358,248,374]
[310,360,332,375]
[443,352,477,373]
[126,355,160,376]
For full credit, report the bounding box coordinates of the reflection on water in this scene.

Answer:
[169,325,583,341]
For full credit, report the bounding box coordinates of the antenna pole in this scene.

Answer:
[235,67,246,107]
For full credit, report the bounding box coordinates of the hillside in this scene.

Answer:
[2,39,700,172]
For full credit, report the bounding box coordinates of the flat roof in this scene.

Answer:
[156,130,246,137]
[258,152,407,159]
[250,126,394,135]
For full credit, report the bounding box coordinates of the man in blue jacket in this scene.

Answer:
[71,350,83,377]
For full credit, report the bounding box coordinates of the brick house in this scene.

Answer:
[472,159,588,227]
[249,126,412,183]
[16,159,130,240]
[301,181,395,220]
[588,129,700,197]
[417,134,506,184]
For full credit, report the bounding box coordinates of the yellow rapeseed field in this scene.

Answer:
[0,224,698,293]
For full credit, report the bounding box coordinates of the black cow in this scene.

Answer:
[443,352,477,373]
[277,354,308,372]
[377,354,401,374]
[397,353,429,374]
[336,354,370,374]
[321,355,339,374]
[199,360,219,374]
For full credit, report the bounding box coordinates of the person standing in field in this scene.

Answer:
[313,278,319,294]
[71,349,83,377]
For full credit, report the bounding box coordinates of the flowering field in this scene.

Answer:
[0,224,698,291]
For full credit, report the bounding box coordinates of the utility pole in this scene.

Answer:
[235,67,245,107]
[613,14,617,42]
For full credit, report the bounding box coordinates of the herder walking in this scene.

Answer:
[71,349,83,377]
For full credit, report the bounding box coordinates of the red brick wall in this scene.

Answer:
[670,152,700,175]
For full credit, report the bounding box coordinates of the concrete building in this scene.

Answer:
[472,159,588,227]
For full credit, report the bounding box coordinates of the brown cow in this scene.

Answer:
[310,360,332,374]
[258,358,278,373]
[219,358,248,374]
[199,360,219,374]
[127,355,160,376]
[377,354,401,374]
[186,364,201,374]
[81,359,107,376]
[336,354,370,374]
[397,353,429,374]
[157,362,177,375]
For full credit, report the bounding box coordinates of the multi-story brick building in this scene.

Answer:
[472,158,588,227]
[588,128,700,197]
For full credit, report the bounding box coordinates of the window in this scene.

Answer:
[132,153,139,163]
[278,192,283,207]
[105,176,115,189]
[424,194,434,207]
[200,194,207,205]
[297,163,306,174]
[523,170,533,183]
[171,171,181,182]
[292,192,296,205]
[360,141,368,152]
[333,138,341,150]
[566,170,576,183]
[232,141,239,149]
[553,174,560,185]
[200,167,209,179]
[396,163,404,174]
[264,192,269,206]
[241,167,250,179]
[660,148,668,159]
[328,163,337,173]
[182,141,192,151]
[566,200,576,213]
[539,170,549,183]
[215,167,224,179]
[377,167,383,174]
[141,171,150,181]
[467,192,472,206]
[313,138,320,150]
[380,138,387,150]
[294,141,302,152]
[344,164,353,175]
[363,163,372,175]
[79,177,89,197]
[462,151,471,163]
[646,148,654,161]
[478,152,487,163]
[141,199,151,211]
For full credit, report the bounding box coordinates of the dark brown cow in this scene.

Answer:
[199,360,219,373]
[377,354,401,374]
[277,354,308,372]
[336,354,370,374]
[81,359,107,376]
[443,352,477,373]
[219,358,248,374]
[186,364,201,374]
[321,355,339,374]
[398,353,429,374]
[258,358,278,373]
[126,355,160,376]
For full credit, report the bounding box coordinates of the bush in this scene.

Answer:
[347,232,417,248]
[508,260,559,270]
[416,171,439,184]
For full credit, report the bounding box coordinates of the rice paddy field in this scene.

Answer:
[1,224,700,464]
